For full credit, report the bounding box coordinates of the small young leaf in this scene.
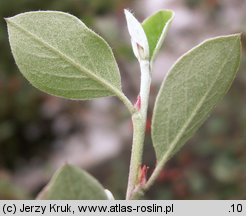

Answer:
[152,34,241,163]
[6,11,122,100]
[37,164,108,200]
[142,10,174,62]
[124,9,149,61]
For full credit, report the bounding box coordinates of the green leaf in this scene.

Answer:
[152,34,241,163]
[142,10,174,62]
[6,11,122,100]
[37,164,108,200]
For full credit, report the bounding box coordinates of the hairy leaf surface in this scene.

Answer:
[6,11,122,100]
[152,34,241,163]
[37,164,107,200]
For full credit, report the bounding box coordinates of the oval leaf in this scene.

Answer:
[142,10,174,62]
[6,11,122,100]
[152,34,241,163]
[37,164,108,200]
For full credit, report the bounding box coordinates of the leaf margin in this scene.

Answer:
[5,11,135,113]
[151,33,242,163]
[142,9,174,62]
[37,164,108,200]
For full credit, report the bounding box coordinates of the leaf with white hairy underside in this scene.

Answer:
[37,164,108,200]
[124,9,149,61]
[6,11,122,100]
[152,34,241,163]
[142,10,174,63]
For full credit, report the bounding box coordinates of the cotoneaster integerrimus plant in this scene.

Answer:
[5,9,241,200]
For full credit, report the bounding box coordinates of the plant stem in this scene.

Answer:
[130,140,175,200]
[116,89,137,115]
[142,155,169,193]
[126,60,151,199]
[137,136,179,196]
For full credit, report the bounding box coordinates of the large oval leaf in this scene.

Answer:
[37,164,108,200]
[6,11,122,100]
[142,10,174,62]
[152,34,241,163]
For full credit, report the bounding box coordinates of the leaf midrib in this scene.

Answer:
[156,38,237,162]
[7,18,121,96]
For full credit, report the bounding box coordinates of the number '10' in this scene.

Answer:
[231,204,242,213]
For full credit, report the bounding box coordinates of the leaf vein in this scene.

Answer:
[7,19,120,96]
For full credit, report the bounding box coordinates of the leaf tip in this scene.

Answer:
[124,9,135,23]
[124,8,133,17]
[4,17,11,23]
[57,163,74,175]
[124,9,149,61]
[61,162,73,170]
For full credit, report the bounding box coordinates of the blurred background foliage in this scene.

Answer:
[0,0,245,199]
